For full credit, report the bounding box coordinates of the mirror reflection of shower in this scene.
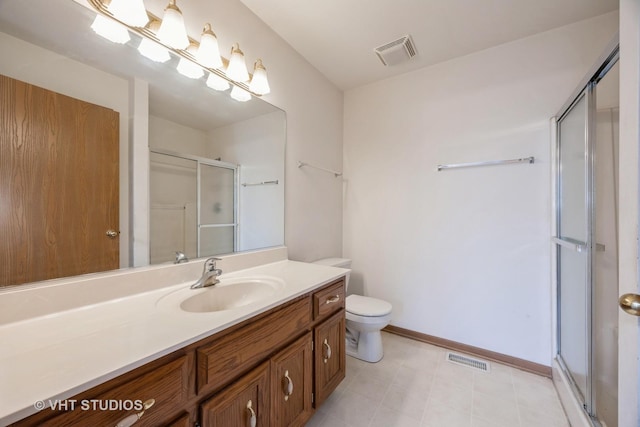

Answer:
[149,151,238,264]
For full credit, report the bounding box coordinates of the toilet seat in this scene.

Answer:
[346,295,392,317]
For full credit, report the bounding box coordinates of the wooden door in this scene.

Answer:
[0,74,119,287]
[314,310,346,407]
[270,333,313,427]
[200,361,270,427]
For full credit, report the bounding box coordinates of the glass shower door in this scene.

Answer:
[555,89,593,410]
[198,162,237,257]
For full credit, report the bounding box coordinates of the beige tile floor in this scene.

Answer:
[306,332,569,427]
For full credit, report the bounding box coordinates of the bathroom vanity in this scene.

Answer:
[0,251,347,427]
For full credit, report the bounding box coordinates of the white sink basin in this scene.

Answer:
[157,276,286,313]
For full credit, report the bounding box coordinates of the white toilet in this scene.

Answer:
[312,258,392,363]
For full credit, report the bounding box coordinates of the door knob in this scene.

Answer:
[106,230,120,239]
[619,293,640,316]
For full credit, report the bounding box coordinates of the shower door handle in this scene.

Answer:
[619,293,640,316]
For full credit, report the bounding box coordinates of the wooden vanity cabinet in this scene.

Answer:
[270,333,314,426]
[313,310,346,407]
[12,352,194,427]
[200,361,270,427]
[12,278,346,427]
[311,279,346,408]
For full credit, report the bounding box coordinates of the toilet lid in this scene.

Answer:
[346,295,392,317]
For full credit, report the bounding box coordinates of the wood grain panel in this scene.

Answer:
[314,309,346,407]
[0,74,119,287]
[270,332,313,426]
[197,297,311,395]
[313,279,345,319]
[200,361,270,427]
[15,355,190,427]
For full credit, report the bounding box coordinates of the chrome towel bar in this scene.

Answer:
[437,156,535,171]
[297,161,343,177]
[241,180,279,187]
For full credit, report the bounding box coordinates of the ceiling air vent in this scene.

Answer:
[374,35,417,66]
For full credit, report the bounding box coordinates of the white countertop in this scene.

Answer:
[0,259,347,425]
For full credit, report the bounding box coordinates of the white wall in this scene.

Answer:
[149,115,209,157]
[343,12,618,365]
[144,0,344,262]
[209,111,286,251]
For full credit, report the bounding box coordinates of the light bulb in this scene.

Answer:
[138,20,170,62]
[196,24,223,69]
[230,85,251,102]
[156,0,189,50]
[108,0,149,27]
[226,43,249,82]
[91,15,130,44]
[206,73,230,91]
[249,59,270,95]
[177,45,204,79]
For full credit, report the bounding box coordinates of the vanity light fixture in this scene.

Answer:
[108,0,149,28]
[230,85,251,102]
[249,59,270,95]
[156,0,189,50]
[91,14,130,44]
[206,72,231,91]
[196,24,223,69]
[177,45,205,79]
[226,43,250,82]
[86,0,271,100]
[138,21,170,62]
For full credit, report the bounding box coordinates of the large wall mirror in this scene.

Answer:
[0,0,285,288]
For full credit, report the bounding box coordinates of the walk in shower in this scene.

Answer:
[554,43,619,427]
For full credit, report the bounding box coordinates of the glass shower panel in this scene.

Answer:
[593,60,619,427]
[149,153,197,264]
[558,245,588,399]
[198,163,236,256]
[559,95,588,242]
[556,91,590,406]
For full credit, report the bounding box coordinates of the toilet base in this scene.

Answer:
[345,330,384,363]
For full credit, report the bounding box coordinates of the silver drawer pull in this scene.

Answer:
[325,295,340,304]
[114,399,155,427]
[323,338,332,363]
[282,370,294,401]
[246,400,256,427]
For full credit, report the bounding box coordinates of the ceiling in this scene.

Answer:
[239,0,618,90]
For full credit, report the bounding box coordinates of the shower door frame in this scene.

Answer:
[150,148,239,258]
[196,159,239,257]
[553,42,619,424]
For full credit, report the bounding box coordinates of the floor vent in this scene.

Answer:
[446,352,491,373]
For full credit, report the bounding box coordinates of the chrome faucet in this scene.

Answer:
[191,257,223,289]
[174,251,189,264]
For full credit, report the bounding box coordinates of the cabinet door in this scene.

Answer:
[200,361,269,427]
[314,310,346,407]
[270,333,313,427]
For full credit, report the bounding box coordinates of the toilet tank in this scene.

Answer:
[312,258,352,290]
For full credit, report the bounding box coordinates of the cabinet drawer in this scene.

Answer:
[313,280,345,320]
[29,355,190,427]
[197,297,311,395]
